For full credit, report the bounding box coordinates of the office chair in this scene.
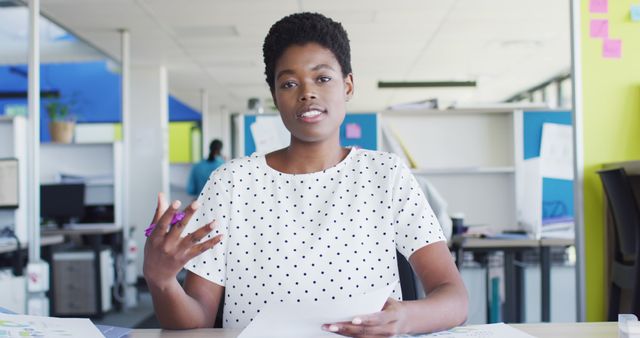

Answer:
[397,250,419,301]
[597,168,640,319]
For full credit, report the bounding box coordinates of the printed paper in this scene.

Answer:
[238,281,397,338]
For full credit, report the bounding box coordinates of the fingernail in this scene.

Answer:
[352,317,362,325]
[329,325,339,332]
[190,201,199,209]
[172,200,181,209]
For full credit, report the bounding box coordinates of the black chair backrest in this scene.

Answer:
[597,168,640,258]
[397,250,418,301]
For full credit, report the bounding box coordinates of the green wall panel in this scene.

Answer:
[581,0,640,321]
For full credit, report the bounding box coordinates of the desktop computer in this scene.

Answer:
[51,249,113,316]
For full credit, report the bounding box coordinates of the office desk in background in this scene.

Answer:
[127,322,617,338]
[0,234,65,254]
[42,224,124,317]
[451,236,574,323]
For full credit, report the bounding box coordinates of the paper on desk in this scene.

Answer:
[237,280,398,338]
[399,323,535,337]
[0,313,104,337]
[95,324,132,338]
[540,123,573,180]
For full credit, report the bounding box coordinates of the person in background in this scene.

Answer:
[186,139,224,197]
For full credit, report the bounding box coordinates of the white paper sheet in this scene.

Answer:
[540,123,574,180]
[237,280,398,338]
[0,313,104,337]
[250,115,290,154]
[398,323,536,337]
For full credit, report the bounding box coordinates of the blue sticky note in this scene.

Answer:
[631,4,640,22]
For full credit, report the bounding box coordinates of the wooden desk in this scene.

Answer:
[451,236,574,323]
[127,322,617,338]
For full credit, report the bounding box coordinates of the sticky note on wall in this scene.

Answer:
[345,123,362,139]
[590,19,608,38]
[631,4,640,22]
[603,39,622,58]
[590,0,608,13]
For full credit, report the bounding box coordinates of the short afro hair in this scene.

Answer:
[262,12,352,91]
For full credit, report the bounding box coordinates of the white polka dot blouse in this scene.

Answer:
[182,147,445,328]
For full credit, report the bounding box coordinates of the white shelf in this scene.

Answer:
[381,108,516,116]
[411,167,515,175]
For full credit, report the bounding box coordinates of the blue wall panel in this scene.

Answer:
[243,113,378,156]
[0,61,200,141]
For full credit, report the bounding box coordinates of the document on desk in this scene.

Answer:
[399,323,535,337]
[237,280,398,338]
[0,313,104,337]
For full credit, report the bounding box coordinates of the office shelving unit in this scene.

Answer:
[381,107,573,234]
[380,108,520,231]
[0,116,28,244]
[39,141,125,316]
[0,116,28,314]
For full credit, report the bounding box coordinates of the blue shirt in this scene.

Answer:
[186,156,224,196]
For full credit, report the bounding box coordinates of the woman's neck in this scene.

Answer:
[267,140,349,174]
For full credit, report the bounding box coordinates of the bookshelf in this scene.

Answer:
[0,116,28,244]
[381,108,573,233]
[381,108,518,230]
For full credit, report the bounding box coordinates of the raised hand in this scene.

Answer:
[143,193,223,290]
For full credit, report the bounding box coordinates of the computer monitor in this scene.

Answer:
[41,183,85,228]
[0,158,19,209]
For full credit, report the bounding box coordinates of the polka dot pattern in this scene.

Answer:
[182,148,445,328]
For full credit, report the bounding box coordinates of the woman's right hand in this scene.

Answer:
[143,193,223,290]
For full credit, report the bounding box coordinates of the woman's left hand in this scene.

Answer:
[321,298,408,338]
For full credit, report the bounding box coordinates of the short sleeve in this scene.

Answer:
[392,158,446,259]
[182,166,230,286]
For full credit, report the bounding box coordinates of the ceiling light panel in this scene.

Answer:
[142,0,298,26]
[173,25,238,38]
[42,2,154,30]
[300,0,453,12]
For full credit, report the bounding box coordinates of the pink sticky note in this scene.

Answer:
[590,19,608,38]
[345,123,362,139]
[603,39,622,58]
[590,0,608,13]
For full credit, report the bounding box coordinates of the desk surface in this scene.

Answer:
[127,322,617,338]
[0,234,65,254]
[452,236,573,249]
[41,223,122,236]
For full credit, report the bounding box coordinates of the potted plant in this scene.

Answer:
[46,99,77,143]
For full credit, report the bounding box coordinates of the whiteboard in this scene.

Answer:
[0,158,19,208]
